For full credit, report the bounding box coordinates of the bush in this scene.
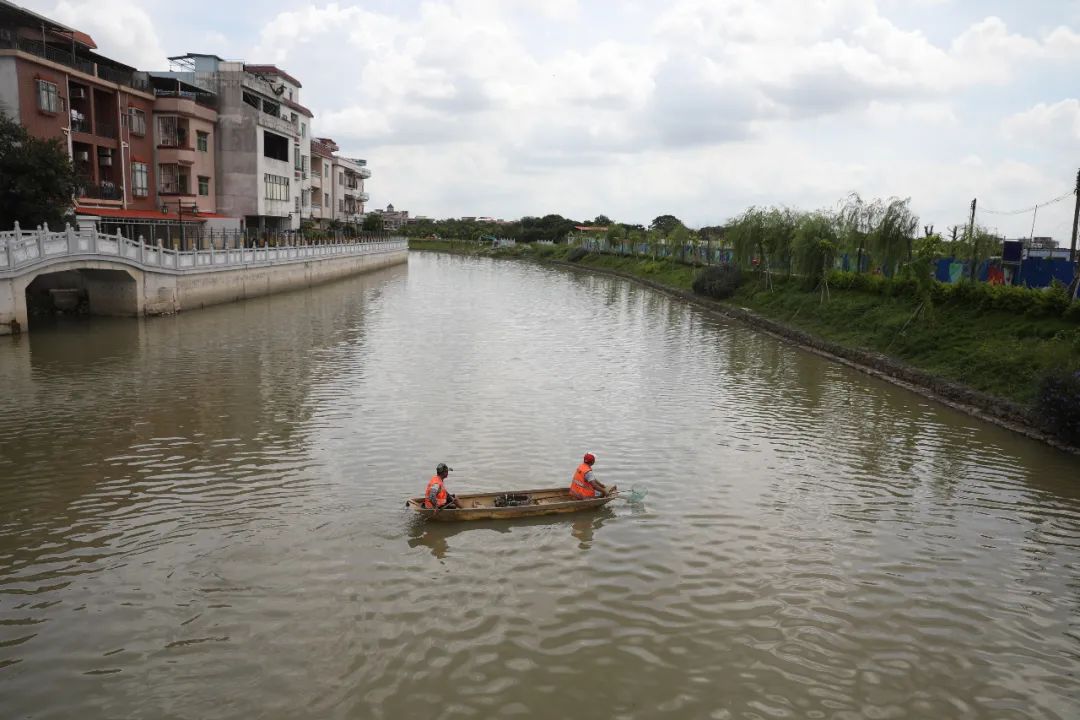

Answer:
[1036,370,1080,446]
[692,264,743,299]
[566,246,588,262]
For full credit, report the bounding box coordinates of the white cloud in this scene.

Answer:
[48,0,168,70]
[11,0,1080,238]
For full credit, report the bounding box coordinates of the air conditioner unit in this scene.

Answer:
[75,150,89,162]
[70,87,86,100]
[98,149,113,166]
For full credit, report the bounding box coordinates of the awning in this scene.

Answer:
[75,206,204,222]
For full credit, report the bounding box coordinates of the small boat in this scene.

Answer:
[405,485,619,522]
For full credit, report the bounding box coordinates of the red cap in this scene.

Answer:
[583,453,595,465]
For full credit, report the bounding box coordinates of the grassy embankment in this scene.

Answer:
[409,239,1079,409]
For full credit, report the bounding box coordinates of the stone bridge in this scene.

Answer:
[1,225,407,335]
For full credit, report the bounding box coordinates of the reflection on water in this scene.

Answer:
[2,254,1079,719]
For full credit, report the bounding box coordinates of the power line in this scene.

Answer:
[978,189,1075,216]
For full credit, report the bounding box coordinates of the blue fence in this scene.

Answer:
[580,238,1077,289]
[934,258,1076,288]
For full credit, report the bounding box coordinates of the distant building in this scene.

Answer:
[372,203,409,231]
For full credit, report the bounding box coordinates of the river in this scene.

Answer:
[1,252,1078,719]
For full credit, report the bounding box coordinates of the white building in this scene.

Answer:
[162,55,311,233]
[331,155,370,226]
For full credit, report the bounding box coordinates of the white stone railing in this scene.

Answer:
[0,224,406,276]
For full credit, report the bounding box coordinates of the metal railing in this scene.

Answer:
[79,182,123,200]
[1,223,407,275]
[5,38,150,92]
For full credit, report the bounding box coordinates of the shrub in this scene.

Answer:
[1036,370,1080,446]
[692,264,743,299]
[566,246,588,262]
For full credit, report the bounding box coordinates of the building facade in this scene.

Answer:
[330,154,370,226]
[0,1,158,218]
[1,3,378,240]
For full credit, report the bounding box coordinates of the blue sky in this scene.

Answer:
[21,0,1080,240]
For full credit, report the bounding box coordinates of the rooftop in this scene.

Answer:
[244,64,302,89]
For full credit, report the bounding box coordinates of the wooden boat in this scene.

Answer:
[405,485,619,522]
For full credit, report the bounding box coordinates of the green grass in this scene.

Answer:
[730,278,1080,405]
[410,240,1079,406]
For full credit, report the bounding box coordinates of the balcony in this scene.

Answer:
[358,167,372,179]
[357,192,370,202]
[80,181,122,201]
[154,90,217,111]
[95,121,118,140]
[157,146,197,166]
[71,116,90,133]
[5,38,150,92]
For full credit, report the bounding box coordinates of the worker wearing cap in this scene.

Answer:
[424,463,459,514]
[569,453,607,499]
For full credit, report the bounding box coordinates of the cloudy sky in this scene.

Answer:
[21,0,1080,238]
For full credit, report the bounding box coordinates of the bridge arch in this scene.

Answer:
[9,259,146,331]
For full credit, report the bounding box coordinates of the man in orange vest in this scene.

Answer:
[424,463,458,514]
[569,452,607,499]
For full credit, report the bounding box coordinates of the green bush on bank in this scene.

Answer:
[692,265,744,299]
[826,271,1079,320]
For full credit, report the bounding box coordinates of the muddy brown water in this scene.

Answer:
[2,253,1078,719]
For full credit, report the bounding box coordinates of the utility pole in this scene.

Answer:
[968,198,977,280]
[1069,168,1080,269]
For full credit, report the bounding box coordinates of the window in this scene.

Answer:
[197,131,209,152]
[324,165,329,178]
[198,176,210,196]
[129,108,146,136]
[338,199,344,212]
[295,196,300,213]
[294,143,301,169]
[158,116,179,147]
[242,91,260,110]
[264,173,289,201]
[301,155,308,178]
[132,162,149,197]
[263,130,289,161]
[339,172,344,185]
[324,192,329,207]
[37,80,60,113]
[158,164,189,194]
[301,189,309,207]
[301,122,306,137]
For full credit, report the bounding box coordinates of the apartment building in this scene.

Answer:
[155,55,309,234]
[1,2,377,239]
[0,0,158,220]
[310,137,337,225]
[149,74,219,215]
[331,154,370,226]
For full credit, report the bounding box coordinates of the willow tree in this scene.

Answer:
[869,197,918,277]
[760,207,799,276]
[793,211,840,301]
[728,207,767,270]
[837,193,881,274]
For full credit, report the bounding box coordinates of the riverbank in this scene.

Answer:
[409,239,1080,452]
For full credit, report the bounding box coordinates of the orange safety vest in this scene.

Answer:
[424,475,448,508]
[569,463,596,499]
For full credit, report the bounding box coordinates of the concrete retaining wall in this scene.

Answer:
[0,248,406,334]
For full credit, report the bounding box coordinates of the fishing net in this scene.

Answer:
[494,493,532,507]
